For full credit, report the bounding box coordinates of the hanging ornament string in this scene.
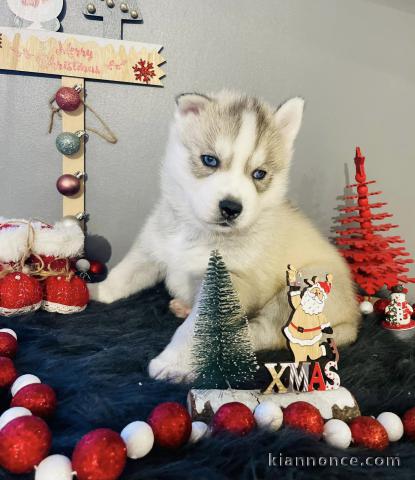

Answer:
[48,90,118,145]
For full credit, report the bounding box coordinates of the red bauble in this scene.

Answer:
[402,407,415,440]
[11,384,57,418]
[283,401,324,438]
[43,275,89,314]
[374,298,390,315]
[349,416,389,450]
[0,356,18,388]
[55,86,82,111]
[56,174,82,197]
[72,428,127,480]
[0,416,51,474]
[0,273,42,316]
[0,331,18,358]
[89,260,106,275]
[211,402,256,437]
[147,402,192,449]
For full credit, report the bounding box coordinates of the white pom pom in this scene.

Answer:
[0,407,32,430]
[35,454,73,480]
[377,412,404,442]
[0,328,17,340]
[189,421,209,444]
[120,421,154,459]
[254,401,283,431]
[11,374,41,397]
[360,301,374,315]
[323,419,352,449]
[75,259,91,273]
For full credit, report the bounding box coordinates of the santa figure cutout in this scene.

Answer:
[383,285,415,331]
[6,0,63,31]
[284,265,336,363]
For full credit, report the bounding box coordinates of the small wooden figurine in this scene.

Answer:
[383,285,415,331]
[284,265,334,363]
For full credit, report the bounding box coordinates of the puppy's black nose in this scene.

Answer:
[219,199,243,220]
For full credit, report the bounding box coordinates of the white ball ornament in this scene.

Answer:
[254,401,283,431]
[0,407,32,430]
[323,419,352,449]
[0,328,17,340]
[360,301,374,315]
[35,454,73,480]
[11,374,41,397]
[189,421,209,444]
[377,412,404,442]
[120,421,154,459]
[75,259,91,273]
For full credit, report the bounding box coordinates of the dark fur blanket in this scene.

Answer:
[0,285,414,480]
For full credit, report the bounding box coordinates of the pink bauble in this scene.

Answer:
[0,416,51,474]
[148,402,192,449]
[283,401,324,438]
[55,87,82,112]
[11,384,57,418]
[72,429,127,480]
[211,402,256,437]
[56,174,81,197]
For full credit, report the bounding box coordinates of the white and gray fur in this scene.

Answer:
[89,91,360,382]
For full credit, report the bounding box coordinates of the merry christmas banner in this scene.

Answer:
[0,27,164,85]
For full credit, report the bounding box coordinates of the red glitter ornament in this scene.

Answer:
[11,384,57,418]
[147,402,192,449]
[72,428,127,480]
[402,407,415,440]
[0,416,52,474]
[374,298,390,315]
[283,401,324,438]
[55,86,82,112]
[0,331,18,358]
[349,416,389,450]
[0,356,18,388]
[89,260,106,275]
[211,402,256,437]
[43,275,89,314]
[0,273,42,316]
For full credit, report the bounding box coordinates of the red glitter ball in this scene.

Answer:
[11,384,57,418]
[72,428,127,480]
[349,416,389,450]
[211,402,256,437]
[89,260,106,275]
[0,356,18,388]
[55,87,82,112]
[0,416,51,474]
[148,402,192,449]
[374,298,390,315]
[0,332,18,358]
[403,407,415,440]
[283,401,324,438]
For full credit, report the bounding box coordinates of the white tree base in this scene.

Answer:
[187,387,360,423]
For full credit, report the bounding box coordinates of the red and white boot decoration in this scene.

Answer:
[0,273,42,317]
[43,275,89,314]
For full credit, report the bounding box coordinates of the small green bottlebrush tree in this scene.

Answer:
[192,250,259,388]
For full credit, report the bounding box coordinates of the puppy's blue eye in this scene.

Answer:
[252,169,267,180]
[201,155,220,168]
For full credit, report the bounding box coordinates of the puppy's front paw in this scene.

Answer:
[88,282,118,304]
[149,352,194,383]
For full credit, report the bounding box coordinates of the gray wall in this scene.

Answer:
[1,0,414,296]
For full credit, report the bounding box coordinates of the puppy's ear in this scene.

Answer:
[274,97,304,149]
[175,93,212,117]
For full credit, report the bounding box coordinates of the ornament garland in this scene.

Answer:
[1,328,415,479]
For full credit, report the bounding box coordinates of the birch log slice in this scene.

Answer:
[188,387,360,423]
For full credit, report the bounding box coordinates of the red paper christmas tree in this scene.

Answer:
[334,147,415,295]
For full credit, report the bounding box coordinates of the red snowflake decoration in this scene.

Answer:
[132,59,156,84]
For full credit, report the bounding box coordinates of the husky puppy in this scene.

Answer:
[89,91,360,382]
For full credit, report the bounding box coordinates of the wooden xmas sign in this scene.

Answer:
[263,266,341,394]
[0,27,164,85]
